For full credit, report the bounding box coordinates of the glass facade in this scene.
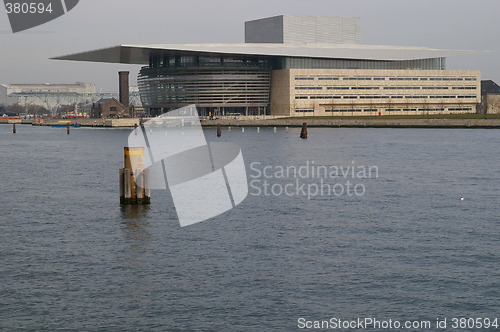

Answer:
[138,55,271,116]
[273,57,445,70]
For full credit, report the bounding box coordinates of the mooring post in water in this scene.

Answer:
[135,168,151,205]
[285,126,289,133]
[66,123,70,135]
[119,168,125,203]
[217,124,221,137]
[121,168,132,203]
[300,122,308,139]
[13,123,16,134]
[120,146,150,205]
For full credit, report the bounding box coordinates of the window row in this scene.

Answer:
[294,76,478,81]
[295,95,477,100]
[296,86,477,90]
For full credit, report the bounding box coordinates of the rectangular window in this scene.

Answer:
[310,96,341,99]
[343,77,372,80]
[449,107,472,111]
[389,77,418,81]
[295,86,322,90]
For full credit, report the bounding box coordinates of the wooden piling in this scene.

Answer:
[143,168,151,203]
[66,123,70,135]
[119,168,125,203]
[13,123,16,134]
[123,168,132,203]
[120,146,150,205]
[300,122,308,139]
[217,124,221,137]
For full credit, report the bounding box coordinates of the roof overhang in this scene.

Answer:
[52,43,483,65]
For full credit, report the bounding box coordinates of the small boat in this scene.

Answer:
[52,123,81,128]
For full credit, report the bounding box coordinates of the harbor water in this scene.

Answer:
[0,125,498,331]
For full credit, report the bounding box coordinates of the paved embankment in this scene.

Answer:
[1,117,499,128]
[0,118,140,127]
[201,118,500,128]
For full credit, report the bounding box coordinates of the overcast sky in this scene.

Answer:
[0,0,498,92]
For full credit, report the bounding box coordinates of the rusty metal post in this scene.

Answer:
[217,124,221,137]
[300,122,308,139]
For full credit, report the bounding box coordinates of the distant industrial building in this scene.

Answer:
[0,82,96,109]
[0,80,142,115]
[91,98,127,118]
[55,15,482,117]
[0,82,96,106]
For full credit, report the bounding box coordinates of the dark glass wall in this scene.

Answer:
[139,55,271,116]
[272,57,445,70]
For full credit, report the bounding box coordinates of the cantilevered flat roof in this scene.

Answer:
[52,43,480,65]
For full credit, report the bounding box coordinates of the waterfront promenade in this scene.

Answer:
[1,116,499,128]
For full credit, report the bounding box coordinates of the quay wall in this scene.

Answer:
[1,118,499,128]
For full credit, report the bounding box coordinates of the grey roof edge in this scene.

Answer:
[52,43,489,65]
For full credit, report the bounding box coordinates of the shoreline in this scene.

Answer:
[201,118,500,128]
[1,117,499,129]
